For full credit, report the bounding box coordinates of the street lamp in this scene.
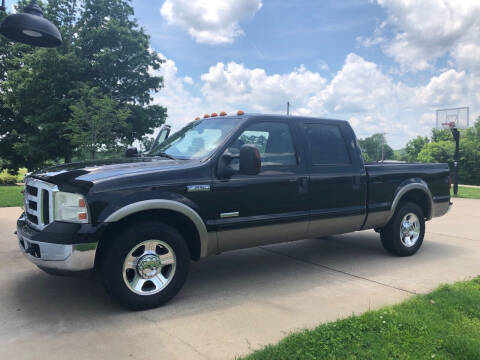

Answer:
[0,0,62,47]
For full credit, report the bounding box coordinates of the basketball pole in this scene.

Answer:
[451,127,460,196]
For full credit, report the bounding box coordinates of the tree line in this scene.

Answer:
[0,0,166,173]
[359,118,480,185]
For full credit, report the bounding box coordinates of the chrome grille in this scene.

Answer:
[24,177,58,230]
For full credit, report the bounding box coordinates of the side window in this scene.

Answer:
[226,122,297,167]
[304,123,351,165]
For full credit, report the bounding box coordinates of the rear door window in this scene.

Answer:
[303,123,351,165]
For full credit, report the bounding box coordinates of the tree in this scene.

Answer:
[417,118,480,185]
[405,136,429,162]
[431,128,452,142]
[417,141,454,165]
[358,133,394,162]
[68,87,131,159]
[0,0,166,172]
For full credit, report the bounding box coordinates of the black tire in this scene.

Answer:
[380,202,425,257]
[101,221,190,310]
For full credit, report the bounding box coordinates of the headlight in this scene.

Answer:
[53,192,89,223]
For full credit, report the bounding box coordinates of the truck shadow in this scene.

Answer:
[10,230,469,326]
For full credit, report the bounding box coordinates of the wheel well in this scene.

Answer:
[95,209,202,268]
[398,189,431,219]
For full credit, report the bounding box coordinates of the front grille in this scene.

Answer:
[24,177,58,230]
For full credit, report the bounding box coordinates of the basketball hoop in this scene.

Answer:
[436,109,467,197]
[441,121,457,129]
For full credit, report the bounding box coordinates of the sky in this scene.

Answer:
[8,0,480,148]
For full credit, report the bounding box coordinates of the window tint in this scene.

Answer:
[227,122,297,167]
[304,123,351,165]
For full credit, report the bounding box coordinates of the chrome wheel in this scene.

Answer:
[399,213,420,247]
[122,240,176,296]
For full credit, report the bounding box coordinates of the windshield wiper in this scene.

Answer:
[155,152,177,160]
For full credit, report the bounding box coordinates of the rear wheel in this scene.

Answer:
[101,221,190,310]
[380,202,425,256]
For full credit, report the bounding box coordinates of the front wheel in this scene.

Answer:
[380,202,425,256]
[101,221,190,310]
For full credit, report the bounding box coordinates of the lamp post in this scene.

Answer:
[0,0,62,47]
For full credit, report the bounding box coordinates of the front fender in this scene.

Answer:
[103,199,210,258]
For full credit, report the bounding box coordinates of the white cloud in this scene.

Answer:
[151,54,203,132]
[152,53,480,148]
[200,62,326,114]
[160,0,262,44]
[364,0,480,72]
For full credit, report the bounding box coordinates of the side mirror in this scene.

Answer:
[125,147,139,158]
[217,153,236,179]
[239,144,261,175]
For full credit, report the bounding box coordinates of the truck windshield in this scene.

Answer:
[149,117,240,160]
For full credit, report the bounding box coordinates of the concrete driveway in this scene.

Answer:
[0,198,479,360]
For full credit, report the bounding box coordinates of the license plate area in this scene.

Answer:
[20,238,41,258]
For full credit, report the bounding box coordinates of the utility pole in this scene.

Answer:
[286,101,290,116]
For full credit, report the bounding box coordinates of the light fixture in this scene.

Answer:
[0,0,62,47]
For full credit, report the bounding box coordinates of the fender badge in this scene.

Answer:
[187,184,211,192]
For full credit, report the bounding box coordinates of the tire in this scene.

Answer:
[100,221,190,310]
[380,202,425,257]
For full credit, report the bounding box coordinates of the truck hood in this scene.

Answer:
[32,157,201,186]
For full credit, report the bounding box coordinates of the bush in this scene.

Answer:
[0,173,18,185]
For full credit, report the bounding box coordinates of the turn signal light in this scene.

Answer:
[237,110,245,116]
[211,112,218,117]
[203,114,210,118]
[220,111,227,116]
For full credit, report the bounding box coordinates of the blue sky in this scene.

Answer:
[7,0,480,148]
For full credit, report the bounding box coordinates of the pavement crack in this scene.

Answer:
[136,313,211,360]
[258,246,416,295]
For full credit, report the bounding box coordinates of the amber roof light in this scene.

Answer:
[237,110,245,116]
[195,116,200,120]
[203,114,210,118]
[211,112,218,117]
[220,111,227,116]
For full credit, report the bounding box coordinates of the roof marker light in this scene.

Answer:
[237,110,245,116]
[195,116,200,120]
[211,112,218,117]
[220,111,227,116]
[203,114,210,118]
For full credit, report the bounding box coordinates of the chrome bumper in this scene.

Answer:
[432,200,451,218]
[18,233,96,272]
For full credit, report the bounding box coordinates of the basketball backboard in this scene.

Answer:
[436,107,470,129]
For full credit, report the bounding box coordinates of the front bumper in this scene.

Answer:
[17,214,97,273]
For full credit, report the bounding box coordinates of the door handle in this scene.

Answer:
[298,177,309,194]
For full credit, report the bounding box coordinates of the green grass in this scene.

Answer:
[243,277,480,360]
[0,186,23,207]
[453,186,480,199]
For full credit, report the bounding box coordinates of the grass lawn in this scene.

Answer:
[243,277,480,360]
[453,186,480,199]
[0,186,23,207]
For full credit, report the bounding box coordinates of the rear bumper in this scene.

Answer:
[432,200,451,218]
[17,214,97,273]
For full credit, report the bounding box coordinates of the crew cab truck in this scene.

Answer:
[17,114,451,309]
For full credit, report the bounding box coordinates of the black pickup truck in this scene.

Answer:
[17,113,451,309]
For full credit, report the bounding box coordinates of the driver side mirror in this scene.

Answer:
[217,144,261,178]
[239,144,261,175]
